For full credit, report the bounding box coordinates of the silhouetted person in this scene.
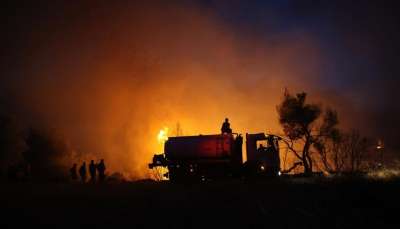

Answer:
[258,144,266,152]
[221,118,232,134]
[70,163,78,181]
[97,159,106,182]
[89,160,97,183]
[79,162,87,183]
[267,135,277,152]
[266,135,281,175]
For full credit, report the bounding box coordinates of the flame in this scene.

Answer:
[157,127,169,143]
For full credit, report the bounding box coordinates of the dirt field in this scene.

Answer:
[1,177,399,228]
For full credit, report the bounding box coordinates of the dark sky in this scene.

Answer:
[207,0,400,149]
[205,1,398,93]
[1,1,399,155]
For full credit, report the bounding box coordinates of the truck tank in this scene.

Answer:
[165,134,236,160]
[161,134,243,181]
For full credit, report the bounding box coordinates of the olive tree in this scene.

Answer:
[277,90,339,175]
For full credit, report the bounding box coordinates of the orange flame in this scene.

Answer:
[157,127,169,144]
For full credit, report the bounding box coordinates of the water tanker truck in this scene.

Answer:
[149,132,281,182]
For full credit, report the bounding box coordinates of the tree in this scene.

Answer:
[277,90,339,175]
[352,131,370,171]
[0,113,24,177]
[315,129,371,173]
[22,128,71,180]
[341,130,370,172]
[314,129,346,173]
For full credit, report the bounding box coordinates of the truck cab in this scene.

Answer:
[244,133,281,177]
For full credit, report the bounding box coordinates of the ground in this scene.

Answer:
[1,177,399,228]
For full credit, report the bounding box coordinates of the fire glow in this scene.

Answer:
[157,127,169,144]
[2,2,336,180]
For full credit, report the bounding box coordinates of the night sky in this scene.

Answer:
[205,0,400,120]
[1,1,399,176]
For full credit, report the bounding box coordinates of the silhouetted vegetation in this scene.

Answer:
[0,112,24,178]
[277,89,373,175]
[316,129,372,173]
[22,128,72,181]
[277,90,339,175]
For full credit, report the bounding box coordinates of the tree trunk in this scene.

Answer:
[302,139,312,176]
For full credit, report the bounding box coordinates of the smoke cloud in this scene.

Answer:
[0,1,389,178]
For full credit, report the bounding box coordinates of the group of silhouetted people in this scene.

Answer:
[70,159,106,183]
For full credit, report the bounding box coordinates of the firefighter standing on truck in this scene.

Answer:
[221,118,232,134]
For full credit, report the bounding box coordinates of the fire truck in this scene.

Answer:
[149,132,281,182]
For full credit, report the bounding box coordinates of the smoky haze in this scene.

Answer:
[0,1,393,179]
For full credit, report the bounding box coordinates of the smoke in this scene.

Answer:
[1,1,379,178]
